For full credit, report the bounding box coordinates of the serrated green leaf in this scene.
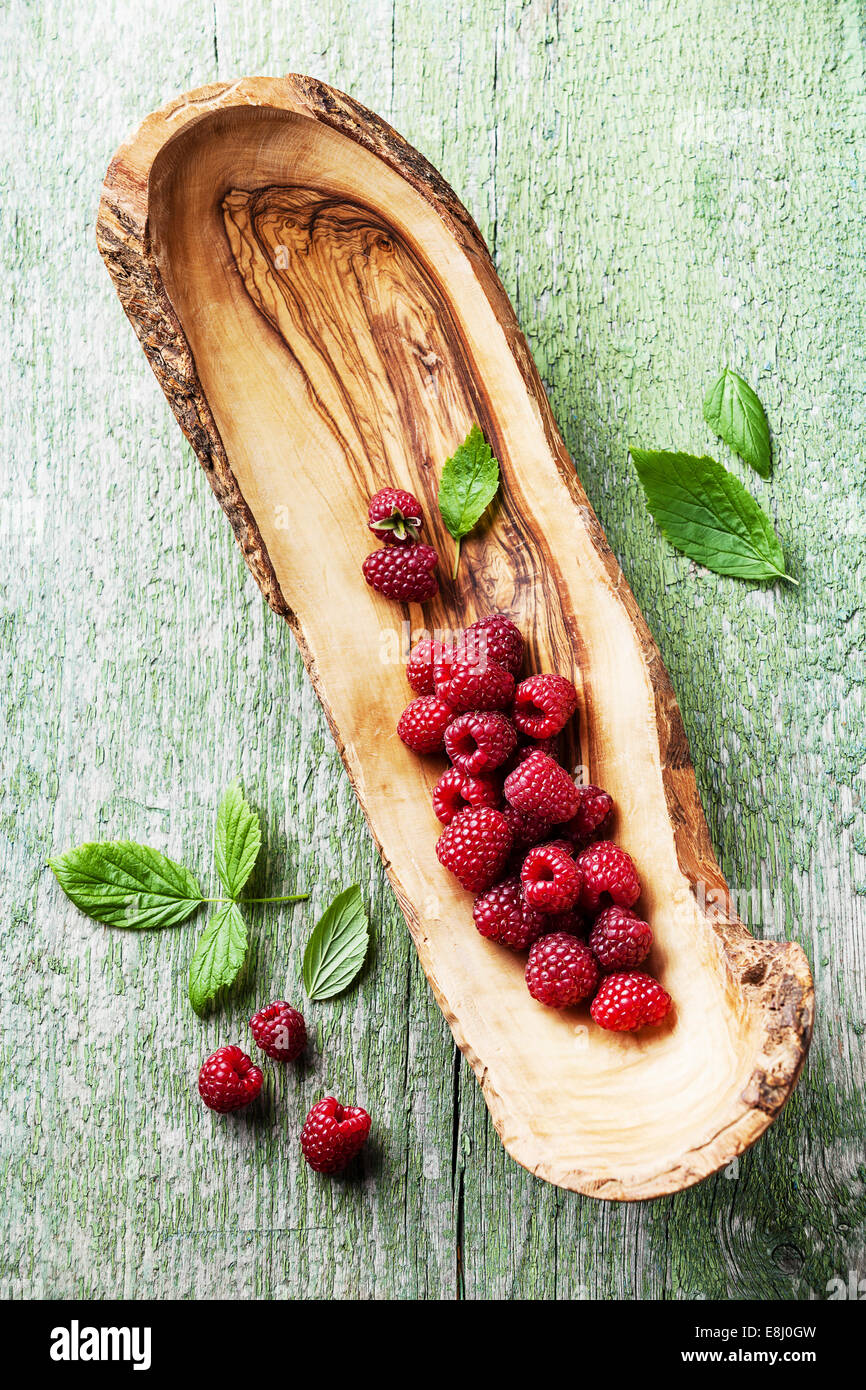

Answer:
[188,901,248,1014]
[48,842,204,930]
[629,448,795,584]
[214,780,261,898]
[302,885,370,1001]
[438,424,500,575]
[703,368,771,477]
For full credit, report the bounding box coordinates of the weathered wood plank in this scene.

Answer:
[1,0,864,1298]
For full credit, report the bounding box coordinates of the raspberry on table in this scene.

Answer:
[249,1001,307,1062]
[362,543,439,602]
[445,710,517,775]
[458,614,524,676]
[525,931,599,1008]
[432,766,501,824]
[435,657,515,712]
[397,694,454,753]
[512,673,578,739]
[520,841,582,913]
[575,840,641,914]
[503,802,553,851]
[589,906,653,972]
[590,971,671,1031]
[407,635,453,694]
[436,806,513,892]
[301,1096,372,1173]
[473,876,547,950]
[562,784,614,848]
[198,1045,263,1113]
[504,749,580,823]
[367,487,423,543]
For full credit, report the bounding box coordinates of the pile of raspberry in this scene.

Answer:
[397,613,672,1031]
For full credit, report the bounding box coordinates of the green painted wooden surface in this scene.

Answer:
[2,0,865,1299]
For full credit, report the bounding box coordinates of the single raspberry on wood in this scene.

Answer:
[367,487,423,543]
[562,784,614,848]
[589,906,653,972]
[590,972,671,1031]
[362,543,439,601]
[520,842,582,913]
[435,657,515,712]
[575,840,641,914]
[397,695,454,753]
[473,876,547,950]
[432,766,501,825]
[459,614,524,676]
[445,710,517,775]
[525,932,599,1008]
[512,673,578,739]
[436,806,513,892]
[198,1045,263,1113]
[301,1096,372,1173]
[504,750,580,823]
[249,1001,307,1062]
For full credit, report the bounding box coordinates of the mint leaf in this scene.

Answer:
[188,901,248,1014]
[48,842,204,929]
[629,449,796,584]
[214,780,261,899]
[438,424,500,577]
[703,368,771,477]
[303,885,369,1001]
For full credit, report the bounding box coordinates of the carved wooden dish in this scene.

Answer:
[97,77,813,1199]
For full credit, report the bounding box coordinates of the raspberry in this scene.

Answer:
[301,1096,372,1173]
[198,1046,263,1113]
[503,803,552,851]
[459,614,524,676]
[520,842,582,913]
[436,806,513,892]
[249,1000,307,1061]
[525,932,599,1008]
[589,906,653,972]
[432,766,501,824]
[562,784,614,848]
[504,750,580,823]
[362,543,439,601]
[445,710,516,774]
[512,673,578,739]
[397,695,454,753]
[512,736,561,765]
[435,657,515,712]
[406,635,444,694]
[473,876,546,949]
[575,840,641,915]
[590,972,672,1031]
[367,487,423,543]
[544,906,585,935]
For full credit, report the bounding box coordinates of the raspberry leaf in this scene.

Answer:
[48,842,204,930]
[703,368,771,478]
[438,424,500,577]
[629,449,796,584]
[302,885,370,1001]
[188,901,248,1015]
[214,780,261,899]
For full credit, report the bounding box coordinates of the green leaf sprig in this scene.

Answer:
[302,885,370,1001]
[629,449,796,584]
[703,368,771,477]
[438,423,500,578]
[48,779,309,1015]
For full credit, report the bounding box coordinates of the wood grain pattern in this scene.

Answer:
[2,0,864,1297]
[96,75,813,1199]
